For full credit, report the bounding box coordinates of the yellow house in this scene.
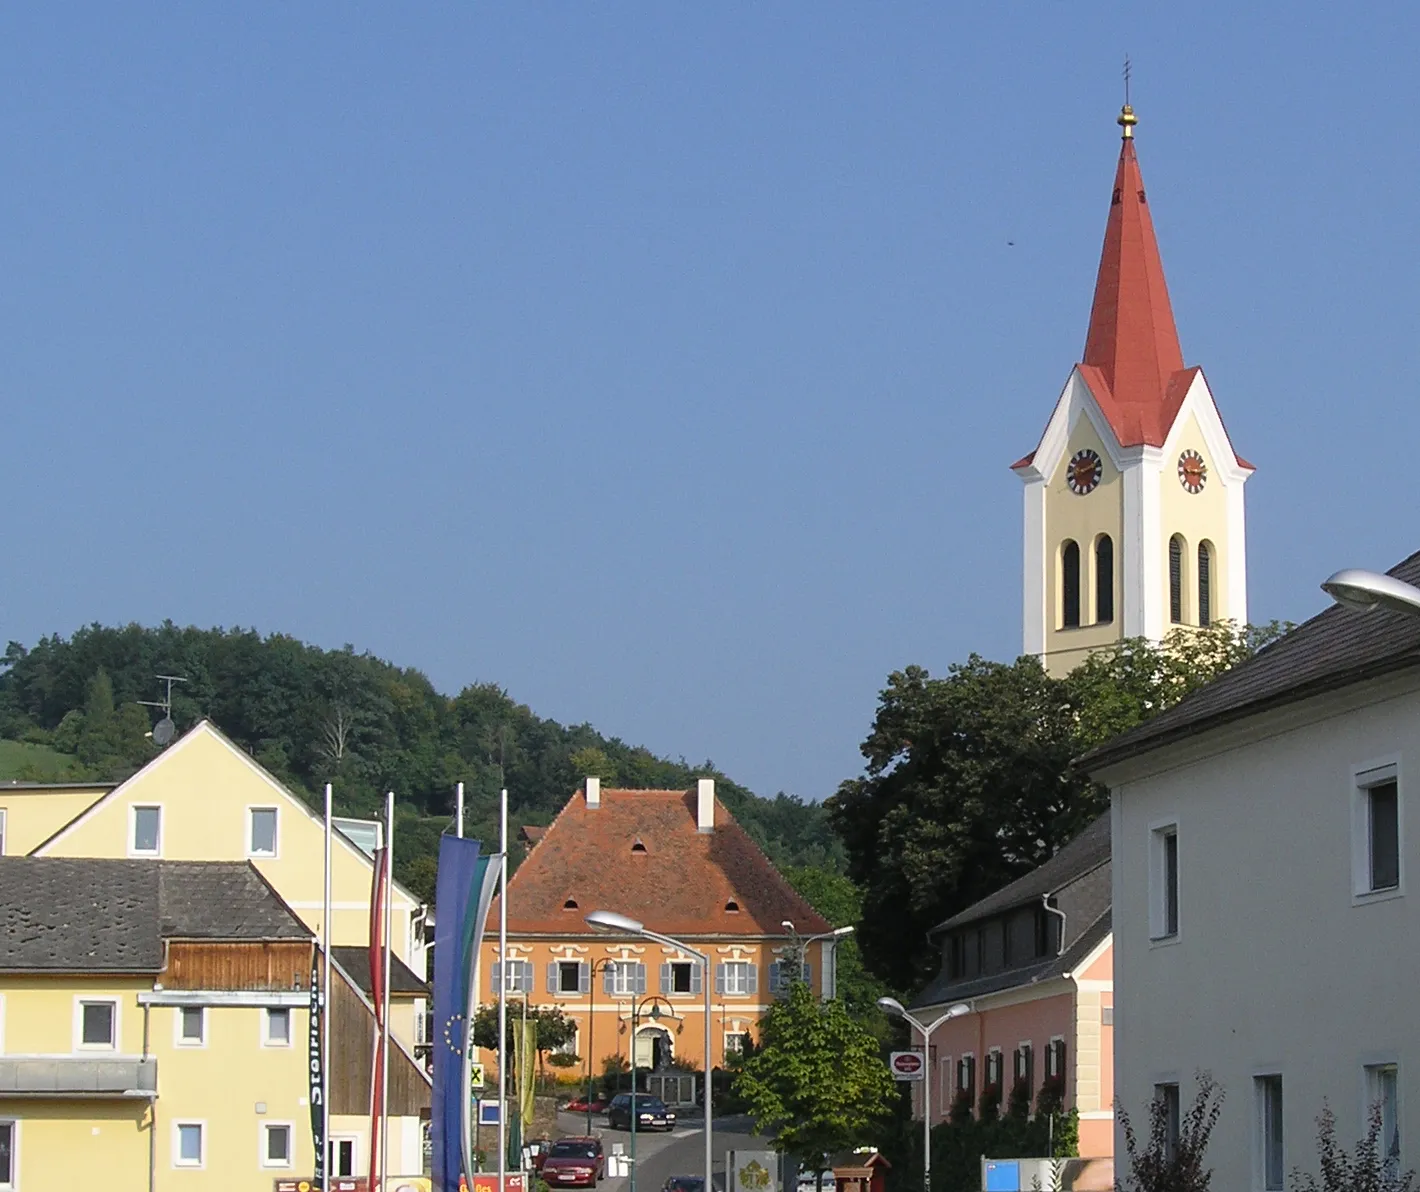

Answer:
[480,778,839,1093]
[3,720,434,1179]
[0,856,319,1191]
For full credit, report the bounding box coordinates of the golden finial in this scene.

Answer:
[1118,56,1137,139]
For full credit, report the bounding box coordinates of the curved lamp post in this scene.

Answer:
[585,958,619,1134]
[1321,569,1420,616]
[780,921,854,992]
[877,997,971,1192]
[587,910,713,1192]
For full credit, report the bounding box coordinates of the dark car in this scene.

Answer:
[607,1093,677,1132]
[541,1137,606,1187]
[663,1178,706,1192]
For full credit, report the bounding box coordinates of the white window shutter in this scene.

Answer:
[547,962,559,994]
[714,963,726,995]
[660,963,672,994]
[579,962,591,994]
[746,963,758,995]
[690,962,703,994]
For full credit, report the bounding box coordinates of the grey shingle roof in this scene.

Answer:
[1082,550,1420,773]
[331,945,429,995]
[0,859,309,973]
[931,813,1111,934]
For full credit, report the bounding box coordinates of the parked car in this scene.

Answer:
[606,1093,676,1132]
[564,1094,611,1114]
[663,1177,706,1192]
[540,1137,606,1187]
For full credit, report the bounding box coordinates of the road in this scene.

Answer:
[552,1109,772,1192]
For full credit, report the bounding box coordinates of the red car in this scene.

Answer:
[564,1095,610,1114]
[540,1137,605,1188]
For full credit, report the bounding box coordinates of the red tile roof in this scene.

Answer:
[490,787,832,938]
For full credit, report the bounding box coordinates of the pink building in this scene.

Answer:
[909,815,1114,1172]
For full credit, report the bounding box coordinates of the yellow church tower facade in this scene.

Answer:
[1013,106,1254,677]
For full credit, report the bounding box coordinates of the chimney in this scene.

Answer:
[585,777,601,809]
[697,778,715,833]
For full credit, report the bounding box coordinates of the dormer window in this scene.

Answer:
[563,898,579,910]
[631,839,647,854]
[724,899,740,912]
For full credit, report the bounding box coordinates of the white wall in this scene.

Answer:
[1109,675,1420,1192]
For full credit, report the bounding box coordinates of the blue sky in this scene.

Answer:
[4,4,1418,802]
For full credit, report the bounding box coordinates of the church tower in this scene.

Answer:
[1013,105,1252,677]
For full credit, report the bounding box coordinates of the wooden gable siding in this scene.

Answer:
[162,940,314,990]
[329,964,430,1116]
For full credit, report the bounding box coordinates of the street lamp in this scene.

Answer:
[1321,569,1420,616]
[585,958,619,1134]
[877,997,971,1192]
[780,921,853,991]
[587,911,713,1192]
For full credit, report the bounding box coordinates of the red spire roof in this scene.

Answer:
[1078,112,1188,447]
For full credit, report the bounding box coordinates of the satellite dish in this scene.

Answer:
[152,717,176,747]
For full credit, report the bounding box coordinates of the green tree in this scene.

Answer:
[568,746,618,783]
[472,1004,578,1068]
[784,867,891,1020]
[828,624,1288,991]
[734,983,897,1178]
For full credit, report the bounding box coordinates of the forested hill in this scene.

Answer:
[0,624,844,896]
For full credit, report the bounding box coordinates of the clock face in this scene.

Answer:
[1067,449,1103,495]
[1178,449,1207,494]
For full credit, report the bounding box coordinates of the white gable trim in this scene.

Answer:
[1160,371,1253,487]
[32,721,419,912]
[1063,931,1113,982]
[1016,369,1129,485]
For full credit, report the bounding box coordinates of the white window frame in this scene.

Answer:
[328,1134,359,1178]
[669,960,695,995]
[722,961,751,996]
[263,1007,293,1048]
[1155,1082,1181,1160]
[1148,818,1181,943]
[74,997,118,1051]
[175,1005,206,1048]
[723,1030,749,1055]
[1255,1073,1284,1192]
[556,960,583,995]
[129,804,163,857]
[1352,760,1403,904]
[261,1121,295,1169]
[247,806,280,859]
[173,1120,205,1169]
[0,1118,16,1191]
[608,962,641,997]
[1364,1060,1402,1177]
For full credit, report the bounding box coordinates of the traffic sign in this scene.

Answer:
[889,1050,925,1081]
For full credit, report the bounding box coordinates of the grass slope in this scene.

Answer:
[0,738,85,782]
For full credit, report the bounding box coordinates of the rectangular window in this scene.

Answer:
[263,1123,292,1167]
[1156,1083,1181,1161]
[604,961,645,997]
[178,1006,205,1046]
[1258,1075,1284,1191]
[1366,1064,1401,1177]
[1151,824,1180,940]
[329,1137,356,1177]
[1015,1044,1034,1088]
[1369,781,1400,892]
[959,1055,976,1107]
[724,1032,749,1055]
[718,961,754,996]
[494,960,536,994]
[131,806,162,855]
[986,1049,1003,1088]
[264,1007,291,1047]
[671,961,694,994]
[1033,908,1051,957]
[557,961,583,994]
[174,1121,204,1168]
[1045,1038,1067,1079]
[249,808,278,857]
[79,1000,116,1049]
[0,1120,13,1188]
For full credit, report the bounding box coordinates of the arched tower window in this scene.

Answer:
[1198,542,1213,627]
[1169,535,1185,624]
[1095,535,1114,624]
[1061,541,1081,628]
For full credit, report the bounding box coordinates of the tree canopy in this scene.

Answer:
[828,623,1288,991]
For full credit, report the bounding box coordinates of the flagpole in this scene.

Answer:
[382,791,394,1187]
[497,787,508,1192]
[323,783,333,1186]
[456,781,465,839]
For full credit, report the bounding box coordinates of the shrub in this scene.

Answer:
[1293,1101,1416,1192]
[979,1083,1003,1123]
[1115,1072,1223,1192]
[1007,1078,1033,1121]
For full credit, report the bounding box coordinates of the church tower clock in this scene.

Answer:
[1012,104,1253,677]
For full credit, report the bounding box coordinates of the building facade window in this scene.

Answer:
[1354,767,1402,898]
[1156,1083,1181,1161]
[1095,535,1115,624]
[1014,1044,1034,1097]
[768,961,812,996]
[550,960,589,995]
[248,808,278,857]
[77,999,117,1050]
[663,960,702,995]
[493,960,537,995]
[263,1123,293,1167]
[1366,1064,1401,1178]
[958,1055,976,1108]
[131,806,162,856]
[603,961,645,997]
[1197,542,1213,627]
[178,1006,205,1046]
[264,1007,291,1047]
[1150,824,1180,940]
[716,961,757,996]
[1045,1038,1067,1081]
[1257,1075,1284,1191]
[329,1137,356,1177]
[174,1121,204,1169]
[1169,535,1185,624]
[724,1032,750,1055]
[0,1120,13,1189]
[1062,541,1081,628]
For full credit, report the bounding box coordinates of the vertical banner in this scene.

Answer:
[432,835,483,1191]
[309,961,326,1189]
[515,1018,537,1133]
[368,846,389,1185]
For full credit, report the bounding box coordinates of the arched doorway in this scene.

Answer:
[634,1024,673,1071]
